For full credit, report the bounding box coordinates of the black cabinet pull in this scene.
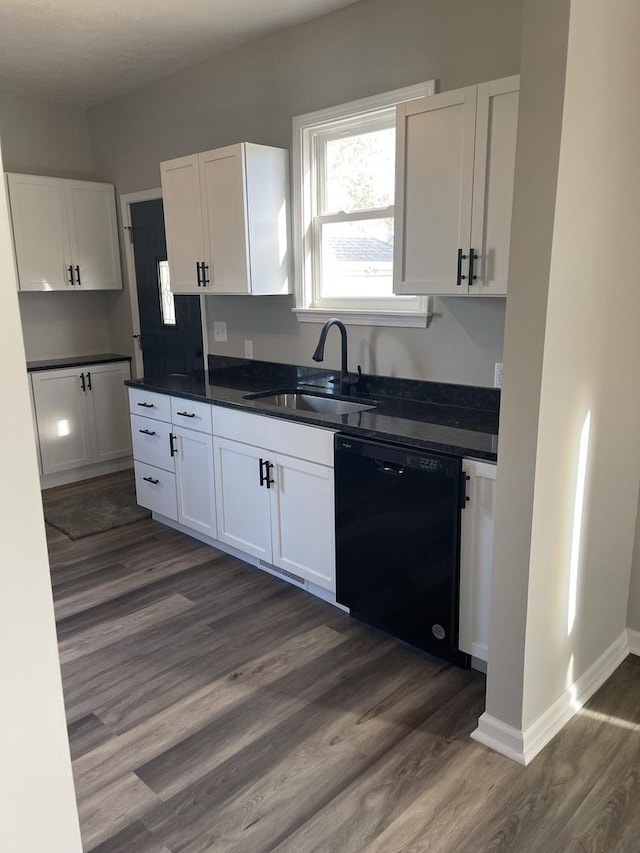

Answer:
[169,432,177,457]
[143,476,160,485]
[68,265,75,286]
[176,411,196,418]
[468,248,478,285]
[259,457,266,487]
[139,428,156,436]
[456,249,467,286]
[196,261,202,287]
[86,371,92,391]
[80,372,86,392]
[75,264,82,286]
[201,262,210,287]
[137,402,154,408]
[265,460,275,489]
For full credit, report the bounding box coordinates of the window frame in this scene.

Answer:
[292,80,435,327]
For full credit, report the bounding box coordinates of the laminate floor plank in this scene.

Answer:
[67,713,115,761]
[59,593,196,664]
[90,821,171,853]
[135,625,399,800]
[144,652,475,853]
[72,625,347,799]
[76,771,160,851]
[44,473,640,853]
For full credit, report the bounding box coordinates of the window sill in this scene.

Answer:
[293,307,431,328]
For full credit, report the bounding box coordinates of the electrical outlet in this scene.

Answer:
[494,362,503,389]
[213,321,227,343]
[244,340,254,359]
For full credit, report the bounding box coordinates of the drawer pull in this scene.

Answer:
[176,411,196,418]
[137,402,154,408]
[142,476,160,485]
[139,429,156,436]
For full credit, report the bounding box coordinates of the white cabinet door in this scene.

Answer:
[86,362,132,462]
[160,154,206,293]
[66,182,122,290]
[394,87,477,296]
[31,369,93,475]
[200,144,249,294]
[213,436,271,561]
[470,77,520,296]
[174,426,217,538]
[459,459,497,662]
[270,453,335,591]
[7,174,72,291]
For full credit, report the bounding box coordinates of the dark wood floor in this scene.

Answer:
[47,473,640,852]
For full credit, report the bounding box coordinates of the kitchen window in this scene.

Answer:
[292,81,434,326]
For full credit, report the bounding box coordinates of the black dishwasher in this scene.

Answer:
[335,434,469,667]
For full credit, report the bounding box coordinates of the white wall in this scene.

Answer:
[0,84,113,361]
[89,0,521,386]
[486,0,640,747]
[0,142,82,851]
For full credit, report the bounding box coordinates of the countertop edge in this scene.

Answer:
[125,378,498,464]
[27,353,132,372]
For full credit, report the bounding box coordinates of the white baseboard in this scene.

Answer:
[472,629,629,765]
[41,457,133,490]
[628,628,640,656]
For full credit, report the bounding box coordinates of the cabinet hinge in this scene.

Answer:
[460,471,471,510]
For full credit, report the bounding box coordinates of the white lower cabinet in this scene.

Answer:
[174,426,217,538]
[31,361,131,478]
[459,458,497,663]
[213,436,336,591]
[129,390,217,538]
[213,408,336,591]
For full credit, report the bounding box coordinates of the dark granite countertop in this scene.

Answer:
[27,353,132,372]
[125,357,499,462]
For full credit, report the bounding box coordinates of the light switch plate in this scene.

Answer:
[213,321,227,343]
[244,340,254,359]
[494,363,503,388]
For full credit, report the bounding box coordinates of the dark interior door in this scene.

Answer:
[131,199,203,378]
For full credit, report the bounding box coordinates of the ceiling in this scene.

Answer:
[0,0,360,108]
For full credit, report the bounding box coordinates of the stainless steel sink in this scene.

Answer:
[245,390,377,415]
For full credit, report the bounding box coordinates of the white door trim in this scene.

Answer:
[119,188,209,379]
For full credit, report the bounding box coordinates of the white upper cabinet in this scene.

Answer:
[160,142,291,296]
[159,154,206,292]
[7,173,122,291]
[394,75,519,297]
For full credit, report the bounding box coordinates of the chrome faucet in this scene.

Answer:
[312,318,358,393]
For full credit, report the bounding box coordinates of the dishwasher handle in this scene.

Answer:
[375,459,405,477]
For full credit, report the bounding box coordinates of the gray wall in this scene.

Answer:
[0,85,113,361]
[483,0,570,730]
[629,491,640,631]
[88,0,522,385]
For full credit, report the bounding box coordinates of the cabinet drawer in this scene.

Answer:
[130,414,175,472]
[214,406,335,467]
[134,462,177,520]
[128,388,171,422]
[170,396,213,433]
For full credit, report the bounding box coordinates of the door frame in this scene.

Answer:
[120,189,209,379]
